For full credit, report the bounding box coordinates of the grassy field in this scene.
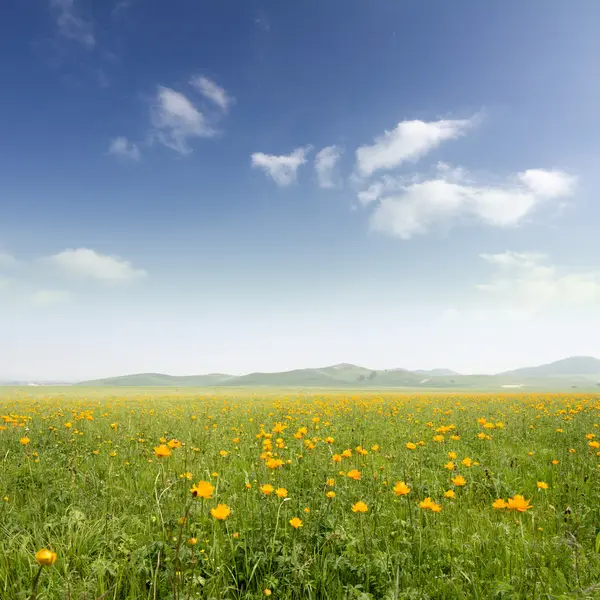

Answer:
[2,388,600,599]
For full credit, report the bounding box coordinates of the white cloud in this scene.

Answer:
[315,145,342,189]
[0,253,17,268]
[45,248,147,282]
[518,169,577,198]
[50,0,95,48]
[31,289,71,306]
[364,166,576,239]
[355,117,474,177]
[477,251,600,312]
[108,137,141,162]
[150,86,214,154]
[251,147,311,186]
[189,76,234,112]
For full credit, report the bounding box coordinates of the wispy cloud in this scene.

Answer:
[355,117,475,178]
[361,164,576,239]
[30,289,71,306]
[44,248,147,282]
[150,86,215,154]
[108,136,141,162]
[251,147,312,186]
[189,76,234,112]
[315,145,342,189]
[477,251,600,312]
[50,0,95,48]
[0,252,17,268]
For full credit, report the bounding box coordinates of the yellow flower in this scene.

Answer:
[19,437,30,446]
[393,481,410,496]
[264,589,272,596]
[551,459,559,465]
[35,549,57,566]
[346,469,361,481]
[190,481,214,499]
[275,487,288,498]
[448,451,457,459]
[167,439,182,449]
[289,517,303,529]
[153,444,171,458]
[179,472,193,480]
[492,498,507,509]
[326,491,336,499]
[352,501,368,513]
[451,475,466,487]
[506,495,532,512]
[461,457,472,467]
[332,454,342,463]
[219,449,229,457]
[187,537,198,546]
[406,442,417,450]
[444,490,455,498]
[419,497,442,512]
[210,504,231,521]
[444,461,455,470]
[536,481,549,490]
[260,484,274,495]
[326,478,335,487]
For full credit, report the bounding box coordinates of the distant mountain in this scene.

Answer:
[77,373,233,387]
[498,356,600,379]
[71,357,600,389]
[414,369,461,377]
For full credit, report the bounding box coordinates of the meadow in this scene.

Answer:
[1,388,600,599]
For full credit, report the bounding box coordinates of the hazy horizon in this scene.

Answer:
[2,1,600,381]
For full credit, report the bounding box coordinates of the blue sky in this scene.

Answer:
[2,0,600,380]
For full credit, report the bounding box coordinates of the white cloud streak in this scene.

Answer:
[45,248,147,282]
[355,117,475,177]
[251,147,311,186]
[150,86,214,154]
[30,289,71,306]
[315,145,342,189]
[0,253,17,268]
[108,137,141,162]
[189,76,234,112]
[363,165,576,239]
[50,0,95,48]
[478,251,600,312]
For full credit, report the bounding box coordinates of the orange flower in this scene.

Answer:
[451,475,466,487]
[507,495,532,512]
[191,480,214,499]
[351,501,368,513]
[393,481,410,496]
[347,469,361,481]
[419,497,442,512]
[260,484,274,495]
[153,444,171,458]
[492,498,507,509]
[289,517,303,529]
[275,487,288,498]
[35,549,57,566]
[210,504,231,521]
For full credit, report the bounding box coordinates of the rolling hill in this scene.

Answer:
[72,356,600,389]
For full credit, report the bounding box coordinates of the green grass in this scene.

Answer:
[1,388,600,599]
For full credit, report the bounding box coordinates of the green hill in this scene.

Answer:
[77,373,233,386]
[74,357,600,389]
